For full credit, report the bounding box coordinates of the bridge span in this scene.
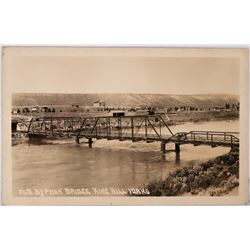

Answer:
[26,114,239,153]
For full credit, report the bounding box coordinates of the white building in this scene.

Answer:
[31,107,39,112]
[93,100,105,107]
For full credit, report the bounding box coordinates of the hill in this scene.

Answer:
[12,93,239,108]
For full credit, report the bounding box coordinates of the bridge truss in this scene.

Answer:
[26,115,239,153]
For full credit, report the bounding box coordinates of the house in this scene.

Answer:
[148,110,155,115]
[31,107,39,113]
[12,108,22,114]
[112,111,125,117]
[11,121,18,132]
[93,100,105,107]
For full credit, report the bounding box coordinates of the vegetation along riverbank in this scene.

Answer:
[141,147,239,196]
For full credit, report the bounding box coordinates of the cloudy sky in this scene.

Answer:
[5,47,240,95]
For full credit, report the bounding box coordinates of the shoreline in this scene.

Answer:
[140,147,239,196]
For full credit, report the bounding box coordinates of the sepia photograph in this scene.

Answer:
[2,47,249,205]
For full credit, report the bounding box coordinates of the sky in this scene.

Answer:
[5,48,240,95]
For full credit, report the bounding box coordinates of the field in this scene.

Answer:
[167,110,239,123]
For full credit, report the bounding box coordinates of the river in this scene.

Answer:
[12,120,239,195]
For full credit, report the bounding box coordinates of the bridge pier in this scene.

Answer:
[175,151,180,163]
[88,138,93,148]
[161,142,166,153]
[175,143,180,152]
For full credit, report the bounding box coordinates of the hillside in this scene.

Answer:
[12,93,239,108]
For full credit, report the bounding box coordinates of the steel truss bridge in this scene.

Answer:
[26,115,239,153]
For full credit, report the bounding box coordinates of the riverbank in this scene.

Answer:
[143,147,239,196]
[168,110,239,124]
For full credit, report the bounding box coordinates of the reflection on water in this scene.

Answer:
[12,120,239,195]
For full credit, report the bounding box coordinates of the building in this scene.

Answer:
[31,107,39,113]
[12,121,18,131]
[112,111,125,117]
[93,100,105,107]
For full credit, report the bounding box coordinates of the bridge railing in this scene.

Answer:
[169,131,239,146]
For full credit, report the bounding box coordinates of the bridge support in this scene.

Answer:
[88,138,93,148]
[175,151,180,163]
[175,143,180,153]
[161,142,166,153]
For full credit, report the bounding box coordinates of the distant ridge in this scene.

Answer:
[12,93,239,108]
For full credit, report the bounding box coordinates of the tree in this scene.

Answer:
[225,103,230,109]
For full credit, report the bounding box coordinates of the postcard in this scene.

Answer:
[1,47,249,205]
